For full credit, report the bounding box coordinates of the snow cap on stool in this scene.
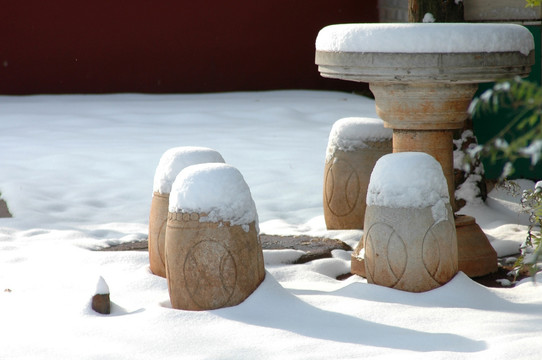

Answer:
[367,152,449,213]
[153,146,225,194]
[326,117,392,162]
[169,163,258,229]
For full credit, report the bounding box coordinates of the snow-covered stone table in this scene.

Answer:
[315,23,535,277]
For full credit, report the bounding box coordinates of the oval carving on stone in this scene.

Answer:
[183,240,237,309]
[422,219,456,284]
[324,158,360,217]
[156,219,167,268]
[365,222,406,288]
[387,228,408,283]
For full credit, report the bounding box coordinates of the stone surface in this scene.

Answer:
[455,215,498,277]
[393,128,458,211]
[100,234,351,264]
[261,234,352,263]
[165,212,265,311]
[148,192,169,277]
[363,204,458,292]
[316,50,534,84]
[350,243,366,278]
[370,82,478,131]
[92,294,111,315]
[0,199,12,218]
[324,139,391,230]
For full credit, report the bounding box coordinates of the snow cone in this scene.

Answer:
[360,152,458,292]
[324,117,392,231]
[149,147,225,277]
[165,163,265,310]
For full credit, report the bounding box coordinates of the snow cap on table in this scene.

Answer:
[367,152,449,210]
[169,163,258,228]
[326,117,392,162]
[153,146,225,194]
[316,23,534,56]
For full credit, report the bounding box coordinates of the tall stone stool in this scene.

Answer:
[149,147,225,277]
[165,163,265,310]
[324,117,392,230]
[363,152,458,292]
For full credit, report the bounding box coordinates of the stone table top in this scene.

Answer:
[315,23,535,84]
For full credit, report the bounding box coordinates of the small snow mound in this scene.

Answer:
[169,163,258,227]
[422,13,435,23]
[263,249,305,265]
[95,276,109,295]
[367,152,449,209]
[326,117,392,161]
[153,146,225,194]
[496,279,513,287]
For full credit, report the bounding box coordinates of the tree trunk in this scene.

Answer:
[408,0,464,22]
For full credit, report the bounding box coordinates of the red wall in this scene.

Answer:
[0,1,378,94]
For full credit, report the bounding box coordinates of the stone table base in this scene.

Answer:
[456,215,498,277]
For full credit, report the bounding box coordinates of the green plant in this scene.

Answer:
[526,0,541,7]
[469,78,542,280]
[515,182,542,279]
[468,77,542,179]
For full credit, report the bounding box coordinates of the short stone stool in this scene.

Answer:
[149,146,225,277]
[165,163,265,310]
[324,117,392,230]
[362,152,458,292]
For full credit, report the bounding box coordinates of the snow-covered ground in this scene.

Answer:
[0,91,540,359]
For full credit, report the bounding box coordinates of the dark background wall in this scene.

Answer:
[0,1,378,94]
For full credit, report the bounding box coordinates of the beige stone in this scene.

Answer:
[148,192,169,277]
[148,146,225,277]
[165,212,265,311]
[364,205,458,292]
[455,215,498,277]
[350,241,366,278]
[324,139,391,230]
[358,152,458,291]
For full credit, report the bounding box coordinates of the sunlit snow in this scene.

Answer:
[0,91,541,359]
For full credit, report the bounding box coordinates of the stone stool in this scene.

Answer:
[149,146,225,277]
[165,163,265,310]
[362,152,458,292]
[324,117,392,230]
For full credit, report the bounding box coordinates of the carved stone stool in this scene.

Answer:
[149,147,224,277]
[362,152,458,292]
[324,117,392,230]
[165,163,265,310]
